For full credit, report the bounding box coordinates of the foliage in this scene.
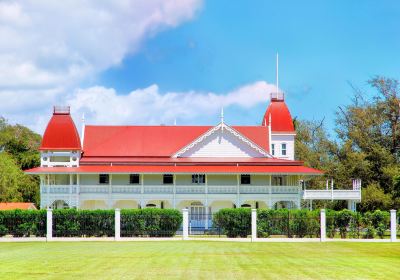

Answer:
[0,118,41,206]
[121,208,182,237]
[0,209,46,237]
[213,208,251,238]
[0,209,182,237]
[257,209,320,238]
[215,209,391,239]
[53,209,115,237]
[0,153,39,204]
[334,209,354,238]
[358,183,392,212]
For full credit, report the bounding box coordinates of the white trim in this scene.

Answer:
[173,122,271,158]
[271,132,296,136]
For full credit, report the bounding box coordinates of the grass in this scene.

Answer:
[0,241,399,280]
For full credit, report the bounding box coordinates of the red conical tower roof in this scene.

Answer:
[262,93,295,133]
[40,106,81,150]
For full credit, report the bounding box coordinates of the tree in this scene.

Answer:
[0,117,41,205]
[0,153,39,204]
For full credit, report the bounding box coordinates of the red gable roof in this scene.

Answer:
[40,107,81,150]
[262,100,295,133]
[0,202,37,210]
[83,125,269,157]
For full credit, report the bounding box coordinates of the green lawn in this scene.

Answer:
[0,241,399,280]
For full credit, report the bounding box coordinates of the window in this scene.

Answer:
[163,174,174,184]
[192,174,205,184]
[272,176,283,186]
[129,174,140,184]
[241,174,251,185]
[271,144,275,156]
[281,143,287,156]
[99,174,109,184]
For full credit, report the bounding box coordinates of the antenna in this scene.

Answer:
[276,53,279,94]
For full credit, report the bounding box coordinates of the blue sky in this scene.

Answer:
[100,0,400,130]
[0,1,399,133]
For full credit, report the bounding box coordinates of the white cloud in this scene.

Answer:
[0,1,277,133]
[66,81,276,127]
[0,0,202,88]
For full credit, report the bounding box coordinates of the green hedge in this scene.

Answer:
[326,209,390,239]
[213,208,251,237]
[53,209,115,237]
[213,208,391,239]
[0,208,182,238]
[0,209,46,237]
[121,208,182,237]
[257,209,320,238]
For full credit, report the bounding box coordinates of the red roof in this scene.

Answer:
[262,100,295,132]
[83,125,269,157]
[80,157,301,165]
[25,165,323,175]
[0,202,37,210]
[40,111,81,150]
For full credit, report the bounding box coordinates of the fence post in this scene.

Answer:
[182,208,189,240]
[251,209,257,241]
[46,208,52,241]
[115,208,120,241]
[320,209,326,242]
[390,209,397,242]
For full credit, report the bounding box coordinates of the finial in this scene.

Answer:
[174,118,177,126]
[81,113,85,123]
[220,107,224,124]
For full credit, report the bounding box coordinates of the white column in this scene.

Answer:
[115,208,121,241]
[390,209,397,242]
[46,208,53,241]
[268,176,272,209]
[108,174,113,209]
[205,201,209,230]
[76,174,80,209]
[173,174,176,209]
[69,174,72,208]
[251,208,257,241]
[182,208,189,240]
[320,209,326,242]
[236,174,240,207]
[140,174,144,208]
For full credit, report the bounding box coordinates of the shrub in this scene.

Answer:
[257,209,319,238]
[121,208,182,237]
[0,208,182,238]
[213,208,251,238]
[0,209,46,237]
[335,210,354,239]
[349,212,362,239]
[53,209,115,237]
[370,210,390,239]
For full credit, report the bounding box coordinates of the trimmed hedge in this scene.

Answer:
[213,208,251,237]
[258,209,320,238]
[121,208,182,237]
[53,209,115,237]
[214,208,391,239]
[0,208,182,238]
[0,209,46,237]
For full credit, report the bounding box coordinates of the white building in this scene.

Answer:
[26,93,361,216]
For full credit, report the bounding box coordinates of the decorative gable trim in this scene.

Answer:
[173,122,271,158]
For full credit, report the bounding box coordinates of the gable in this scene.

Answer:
[174,124,270,158]
[83,125,270,158]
